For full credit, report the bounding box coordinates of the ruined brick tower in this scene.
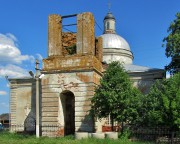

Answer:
[41,12,103,136]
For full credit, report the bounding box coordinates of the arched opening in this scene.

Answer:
[60,90,75,135]
[107,21,110,30]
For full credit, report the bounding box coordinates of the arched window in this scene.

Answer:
[107,21,110,30]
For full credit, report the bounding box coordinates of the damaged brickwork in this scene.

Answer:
[62,32,76,48]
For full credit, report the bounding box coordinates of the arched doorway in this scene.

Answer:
[60,90,75,135]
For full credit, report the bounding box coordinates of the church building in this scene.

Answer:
[9,11,164,137]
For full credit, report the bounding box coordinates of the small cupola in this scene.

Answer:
[103,12,116,34]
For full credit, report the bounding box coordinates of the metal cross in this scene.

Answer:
[108,0,111,12]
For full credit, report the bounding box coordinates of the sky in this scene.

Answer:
[0,0,179,114]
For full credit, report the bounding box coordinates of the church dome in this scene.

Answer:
[100,11,134,64]
[100,33,130,50]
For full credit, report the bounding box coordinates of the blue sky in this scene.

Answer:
[0,0,179,114]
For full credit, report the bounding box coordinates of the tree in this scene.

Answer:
[163,13,180,74]
[91,61,142,130]
[137,81,165,127]
[139,73,180,129]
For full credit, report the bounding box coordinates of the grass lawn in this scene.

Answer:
[0,131,154,144]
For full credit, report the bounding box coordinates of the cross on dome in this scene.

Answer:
[108,0,111,12]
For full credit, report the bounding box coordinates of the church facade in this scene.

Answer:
[9,11,164,136]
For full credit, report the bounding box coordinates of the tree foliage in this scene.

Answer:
[138,73,180,129]
[163,13,180,74]
[91,61,142,127]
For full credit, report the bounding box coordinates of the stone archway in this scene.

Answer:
[60,90,75,135]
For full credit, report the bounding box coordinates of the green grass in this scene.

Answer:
[0,131,154,144]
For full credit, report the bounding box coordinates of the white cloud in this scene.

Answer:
[0,33,35,64]
[0,33,18,46]
[0,91,7,96]
[6,33,17,42]
[0,64,30,78]
[0,33,37,79]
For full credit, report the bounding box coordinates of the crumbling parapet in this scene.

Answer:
[47,12,97,58]
[42,55,103,74]
[43,12,103,74]
[77,12,95,55]
[48,14,63,57]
